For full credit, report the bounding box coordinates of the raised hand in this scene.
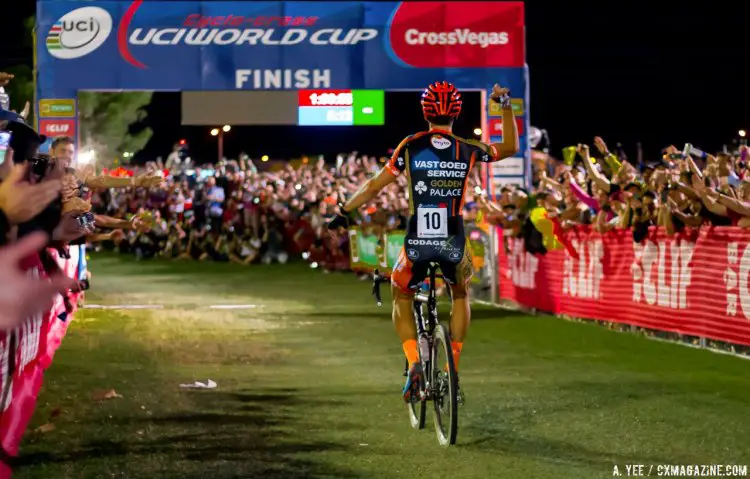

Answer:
[577,144,591,160]
[0,232,76,328]
[52,213,90,242]
[594,137,609,155]
[134,175,165,189]
[0,161,62,225]
[489,84,510,103]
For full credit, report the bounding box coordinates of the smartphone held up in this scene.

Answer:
[0,131,11,165]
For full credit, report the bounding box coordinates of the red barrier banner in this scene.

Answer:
[498,226,750,346]
[0,254,52,461]
[0,249,77,470]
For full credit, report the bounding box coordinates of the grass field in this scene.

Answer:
[12,254,750,478]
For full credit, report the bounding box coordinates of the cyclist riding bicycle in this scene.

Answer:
[328,81,519,400]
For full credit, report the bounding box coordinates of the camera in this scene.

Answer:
[77,212,95,228]
[31,156,53,178]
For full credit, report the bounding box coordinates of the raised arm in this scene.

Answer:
[341,141,404,213]
[696,186,728,217]
[579,144,611,194]
[717,194,750,217]
[569,177,600,211]
[486,84,519,161]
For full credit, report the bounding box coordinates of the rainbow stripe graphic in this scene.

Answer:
[47,22,63,50]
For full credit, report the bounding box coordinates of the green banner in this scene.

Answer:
[348,227,380,270]
[348,228,405,272]
[348,228,488,278]
[385,231,405,270]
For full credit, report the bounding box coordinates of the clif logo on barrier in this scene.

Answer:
[723,242,750,319]
[506,238,537,289]
[387,2,525,68]
[631,239,694,309]
[563,239,603,300]
[47,7,113,60]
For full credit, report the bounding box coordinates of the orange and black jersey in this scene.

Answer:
[385,129,500,218]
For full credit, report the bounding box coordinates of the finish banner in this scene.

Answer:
[37,0,531,188]
[497,226,750,346]
[37,1,526,94]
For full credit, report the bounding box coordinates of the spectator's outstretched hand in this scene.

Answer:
[52,213,91,242]
[0,157,62,225]
[577,144,590,159]
[0,232,76,328]
[131,216,152,233]
[134,175,165,189]
[0,72,13,87]
[594,137,608,155]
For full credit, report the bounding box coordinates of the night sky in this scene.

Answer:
[2,2,749,163]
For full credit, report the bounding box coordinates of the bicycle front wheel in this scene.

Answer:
[431,323,458,445]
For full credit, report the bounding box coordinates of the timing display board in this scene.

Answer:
[297,89,385,126]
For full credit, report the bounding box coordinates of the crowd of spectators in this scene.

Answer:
[95,146,486,271]
[92,131,750,272]
[478,136,750,253]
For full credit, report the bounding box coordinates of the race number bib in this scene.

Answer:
[417,206,448,238]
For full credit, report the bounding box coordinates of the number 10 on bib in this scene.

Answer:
[417,207,448,238]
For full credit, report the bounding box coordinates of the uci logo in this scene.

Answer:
[47,7,113,60]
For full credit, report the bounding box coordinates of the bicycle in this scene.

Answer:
[372,265,459,446]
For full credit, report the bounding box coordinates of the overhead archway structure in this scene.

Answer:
[36,0,530,193]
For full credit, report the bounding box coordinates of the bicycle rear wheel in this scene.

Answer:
[406,362,426,430]
[431,323,458,445]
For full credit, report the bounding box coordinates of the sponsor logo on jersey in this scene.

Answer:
[430,179,462,188]
[430,188,462,197]
[427,169,467,179]
[430,135,451,150]
[414,181,427,195]
[407,239,447,247]
[406,248,419,260]
[396,157,405,169]
[449,251,462,261]
[412,160,467,171]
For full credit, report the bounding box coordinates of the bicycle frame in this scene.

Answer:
[412,265,439,399]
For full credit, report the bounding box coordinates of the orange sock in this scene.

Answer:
[451,342,463,372]
[402,339,419,366]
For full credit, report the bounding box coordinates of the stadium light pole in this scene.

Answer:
[211,126,231,163]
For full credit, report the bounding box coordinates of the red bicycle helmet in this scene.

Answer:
[421,81,462,122]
